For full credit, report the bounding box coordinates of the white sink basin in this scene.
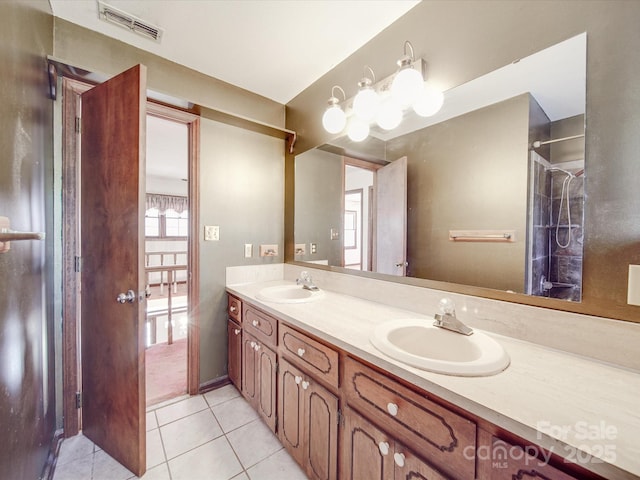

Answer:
[370,319,510,376]
[256,284,325,304]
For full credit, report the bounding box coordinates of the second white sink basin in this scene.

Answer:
[370,319,509,376]
[256,284,325,304]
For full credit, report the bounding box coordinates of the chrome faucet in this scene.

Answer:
[433,298,473,336]
[296,271,319,291]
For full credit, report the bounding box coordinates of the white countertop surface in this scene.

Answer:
[227,280,640,479]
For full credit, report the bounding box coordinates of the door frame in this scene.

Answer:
[61,77,201,436]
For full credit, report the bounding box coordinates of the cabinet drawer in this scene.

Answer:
[344,357,477,480]
[477,430,580,480]
[279,323,339,388]
[227,295,242,323]
[243,305,277,347]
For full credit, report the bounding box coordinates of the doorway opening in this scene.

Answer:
[144,114,190,406]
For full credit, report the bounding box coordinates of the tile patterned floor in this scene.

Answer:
[53,385,308,480]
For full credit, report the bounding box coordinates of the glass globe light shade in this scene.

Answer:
[347,117,370,142]
[353,87,380,121]
[322,104,346,134]
[376,98,403,130]
[391,67,424,107]
[413,84,444,117]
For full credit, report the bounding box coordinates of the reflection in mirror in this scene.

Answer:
[295,33,586,302]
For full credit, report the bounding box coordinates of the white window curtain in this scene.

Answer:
[146,194,188,214]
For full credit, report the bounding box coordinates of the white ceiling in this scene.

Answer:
[49,0,420,104]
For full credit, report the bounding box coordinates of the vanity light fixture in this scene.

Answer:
[352,66,380,121]
[320,40,444,140]
[390,41,424,107]
[321,85,347,134]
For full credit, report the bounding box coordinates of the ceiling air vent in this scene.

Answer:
[97,1,163,42]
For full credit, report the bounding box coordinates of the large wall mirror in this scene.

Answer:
[295,33,586,302]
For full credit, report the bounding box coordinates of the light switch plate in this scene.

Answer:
[260,244,278,257]
[204,225,219,241]
[628,265,640,306]
[244,243,253,258]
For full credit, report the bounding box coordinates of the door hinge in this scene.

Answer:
[74,256,82,272]
[75,391,83,409]
[75,116,81,133]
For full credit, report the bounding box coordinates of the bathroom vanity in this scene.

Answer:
[226,276,639,480]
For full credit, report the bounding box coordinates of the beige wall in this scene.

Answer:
[286,0,640,322]
[198,119,284,382]
[295,148,343,265]
[387,95,530,291]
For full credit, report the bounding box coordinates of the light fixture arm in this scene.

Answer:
[330,85,346,104]
[397,40,416,69]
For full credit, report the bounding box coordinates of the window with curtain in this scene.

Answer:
[145,194,188,238]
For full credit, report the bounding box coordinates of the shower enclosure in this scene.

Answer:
[527,150,584,301]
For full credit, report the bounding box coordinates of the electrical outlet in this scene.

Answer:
[204,225,219,241]
[310,243,317,254]
[629,265,640,306]
[244,244,253,258]
[330,228,340,240]
[295,243,306,256]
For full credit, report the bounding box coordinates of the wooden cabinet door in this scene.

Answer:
[278,358,305,465]
[305,379,338,480]
[256,342,277,432]
[393,444,449,480]
[227,320,242,389]
[342,409,394,480]
[242,333,258,403]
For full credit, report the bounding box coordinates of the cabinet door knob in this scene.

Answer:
[250,341,256,348]
[234,328,240,335]
[297,348,305,357]
[301,380,310,390]
[378,441,390,456]
[294,375,302,384]
[230,305,237,312]
[252,320,259,327]
[254,343,260,351]
[393,452,405,467]
[387,402,399,416]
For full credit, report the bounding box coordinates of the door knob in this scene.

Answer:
[395,261,408,267]
[116,290,136,304]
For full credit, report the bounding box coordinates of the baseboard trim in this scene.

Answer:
[41,428,65,480]
[199,375,230,394]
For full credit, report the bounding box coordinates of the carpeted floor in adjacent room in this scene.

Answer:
[146,338,187,407]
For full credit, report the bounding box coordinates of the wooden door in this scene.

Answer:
[342,409,394,480]
[227,320,242,389]
[242,333,258,402]
[257,343,277,432]
[306,380,338,480]
[80,64,147,477]
[278,358,305,465]
[375,156,407,276]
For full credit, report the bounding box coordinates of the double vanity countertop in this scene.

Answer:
[227,280,640,480]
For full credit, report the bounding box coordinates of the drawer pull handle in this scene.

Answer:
[254,343,261,351]
[378,441,390,456]
[302,380,310,390]
[230,305,237,313]
[252,320,259,327]
[387,402,399,416]
[295,375,302,384]
[393,452,405,467]
[234,328,240,335]
[297,348,305,357]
